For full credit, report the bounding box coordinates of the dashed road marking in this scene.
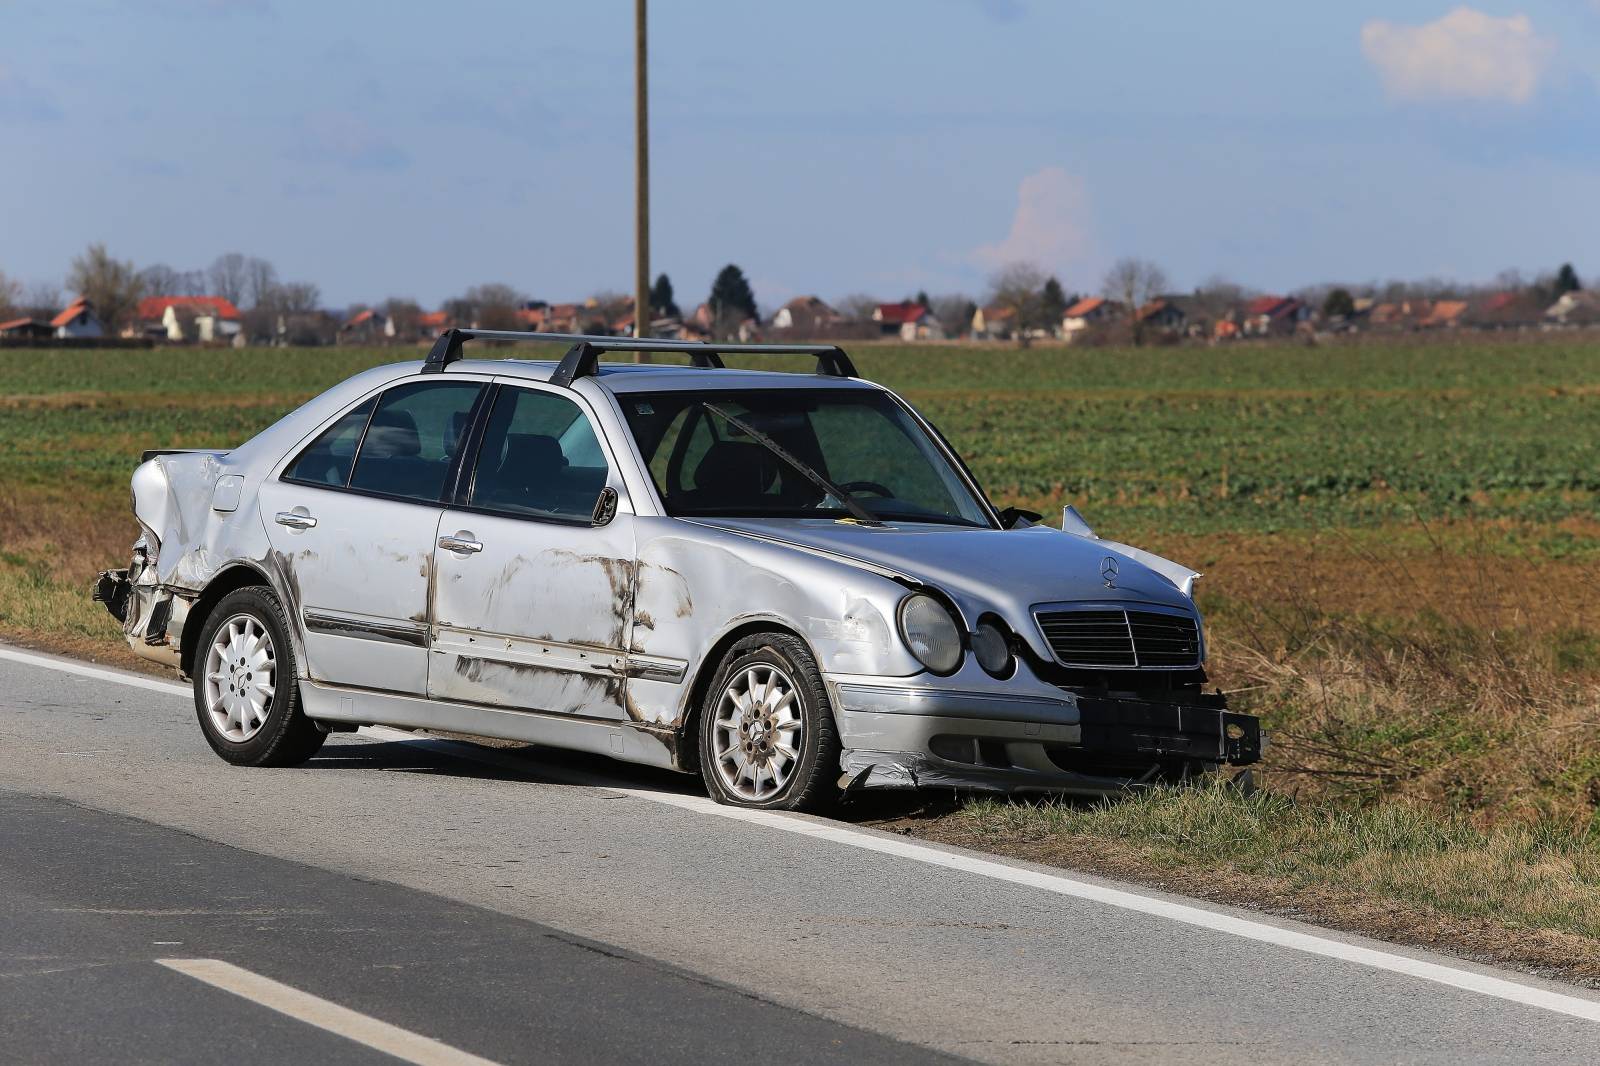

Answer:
[157,958,501,1066]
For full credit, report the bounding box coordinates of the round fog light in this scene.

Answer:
[972,621,1014,678]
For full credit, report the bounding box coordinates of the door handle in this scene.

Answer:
[274,510,318,530]
[438,532,482,555]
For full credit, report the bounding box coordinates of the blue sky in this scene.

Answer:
[3,1,1597,310]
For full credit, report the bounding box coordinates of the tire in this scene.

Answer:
[697,632,841,812]
[192,586,325,767]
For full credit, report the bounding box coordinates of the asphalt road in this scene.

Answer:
[4,646,1600,1065]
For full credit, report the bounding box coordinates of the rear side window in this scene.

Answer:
[468,387,609,521]
[283,396,376,487]
[346,381,483,503]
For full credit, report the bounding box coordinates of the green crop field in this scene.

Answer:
[5,335,1599,539]
[4,335,1600,975]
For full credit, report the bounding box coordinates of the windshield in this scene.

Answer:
[621,388,994,527]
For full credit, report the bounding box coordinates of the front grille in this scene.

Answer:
[1035,607,1200,668]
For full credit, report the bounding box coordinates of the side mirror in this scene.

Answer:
[591,486,619,526]
[998,506,1042,529]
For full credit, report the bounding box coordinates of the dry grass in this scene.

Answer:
[883,784,1600,984]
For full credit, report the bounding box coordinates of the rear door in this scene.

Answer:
[427,382,638,719]
[259,377,485,694]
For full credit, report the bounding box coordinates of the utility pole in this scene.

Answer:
[633,0,650,358]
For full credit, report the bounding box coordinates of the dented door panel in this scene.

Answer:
[426,510,638,719]
[257,480,442,694]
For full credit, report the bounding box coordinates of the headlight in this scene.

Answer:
[971,618,1014,679]
[898,593,963,674]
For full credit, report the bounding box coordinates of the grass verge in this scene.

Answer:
[874,784,1600,986]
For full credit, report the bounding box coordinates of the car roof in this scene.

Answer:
[447,358,881,395]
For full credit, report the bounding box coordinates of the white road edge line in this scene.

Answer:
[14,643,1600,1026]
[156,958,501,1066]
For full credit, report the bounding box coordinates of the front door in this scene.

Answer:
[261,377,484,694]
[428,382,637,720]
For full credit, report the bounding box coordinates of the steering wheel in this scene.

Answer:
[837,480,895,498]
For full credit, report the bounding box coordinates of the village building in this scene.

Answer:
[1061,296,1122,342]
[872,301,943,341]
[137,296,244,344]
[51,297,105,339]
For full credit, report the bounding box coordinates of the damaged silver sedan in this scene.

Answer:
[96,330,1260,810]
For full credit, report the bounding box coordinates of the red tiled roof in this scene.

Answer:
[139,295,242,320]
[1245,295,1299,318]
[515,307,546,328]
[418,311,448,328]
[0,316,39,331]
[874,301,926,325]
[50,298,89,328]
[342,308,377,328]
[1064,296,1105,318]
[1420,300,1468,326]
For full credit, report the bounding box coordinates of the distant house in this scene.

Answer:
[0,317,53,340]
[772,295,843,335]
[418,310,450,338]
[51,297,104,339]
[872,301,943,340]
[1135,297,1186,332]
[545,303,583,333]
[339,308,395,344]
[1546,290,1600,327]
[1463,291,1545,330]
[138,296,244,344]
[1061,296,1122,342]
[1368,300,1427,330]
[970,305,1016,340]
[1418,300,1467,329]
[1242,295,1308,336]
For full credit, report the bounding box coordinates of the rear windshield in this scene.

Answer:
[620,389,992,527]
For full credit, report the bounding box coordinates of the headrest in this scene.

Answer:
[501,433,566,472]
[363,407,421,458]
[694,440,778,498]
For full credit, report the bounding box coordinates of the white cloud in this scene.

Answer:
[973,167,1094,275]
[1361,7,1553,104]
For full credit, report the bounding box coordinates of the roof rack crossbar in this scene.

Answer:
[419,328,856,384]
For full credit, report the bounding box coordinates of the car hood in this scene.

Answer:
[699,518,1198,630]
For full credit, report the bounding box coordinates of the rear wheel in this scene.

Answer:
[193,586,325,767]
[698,633,840,812]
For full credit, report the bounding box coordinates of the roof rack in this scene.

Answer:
[419,328,857,387]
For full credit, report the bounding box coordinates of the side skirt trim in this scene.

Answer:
[299,679,681,771]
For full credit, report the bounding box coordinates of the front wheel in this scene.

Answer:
[698,633,840,812]
[193,586,325,767]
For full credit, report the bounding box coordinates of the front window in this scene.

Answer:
[621,389,992,527]
[466,386,610,522]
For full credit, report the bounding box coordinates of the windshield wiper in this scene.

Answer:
[699,402,883,526]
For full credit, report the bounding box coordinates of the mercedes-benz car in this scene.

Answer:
[95,330,1260,811]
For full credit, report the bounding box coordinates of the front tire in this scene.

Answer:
[193,586,325,767]
[698,633,840,812]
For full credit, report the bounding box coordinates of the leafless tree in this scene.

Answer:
[382,297,423,341]
[929,293,976,337]
[66,243,144,333]
[22,281,62,320]
[274,281,322,314]
[1102,258,1169,344]
[588,290,632,332]
[836,293,881,322]
[444,283,524,332]
[138,264,208,297]
[208,253,251,306]
[0,269,20,318]
[1189,274,1252,322]
[988,262,1047,340]
[245,258,279,309]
